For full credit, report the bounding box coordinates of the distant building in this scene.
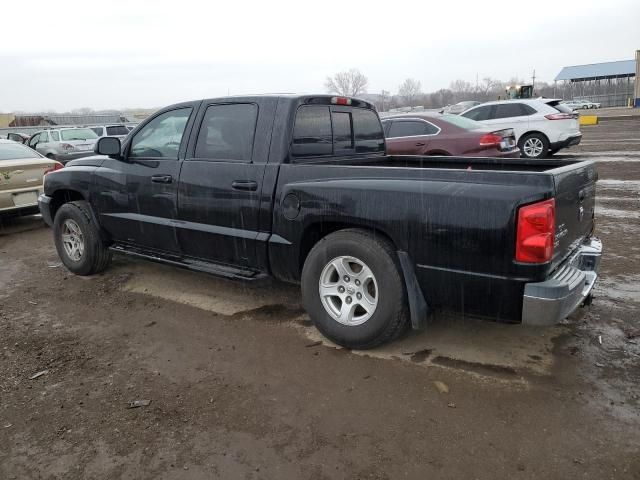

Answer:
[9,113,128,127]
[554,56,637,108]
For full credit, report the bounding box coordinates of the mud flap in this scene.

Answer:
[397,250,429,330]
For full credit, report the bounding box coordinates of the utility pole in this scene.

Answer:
[532,69,536,96]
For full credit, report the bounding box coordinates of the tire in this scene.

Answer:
[53,201,112,275]
[301,229,408,349]
[519,133,549,159]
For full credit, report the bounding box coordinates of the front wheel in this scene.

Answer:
[301,229,408,349]
[519,133,549,159]
[53,201,112,275]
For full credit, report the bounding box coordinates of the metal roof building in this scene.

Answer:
[555,60,636,81]
[554,55,638,108]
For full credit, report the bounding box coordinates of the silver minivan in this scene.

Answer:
[27,127,99,163]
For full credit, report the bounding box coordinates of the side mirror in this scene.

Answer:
[95,137,122,157]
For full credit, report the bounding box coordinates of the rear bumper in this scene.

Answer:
[521,237,602,326]
[38,194,54,226]
[550,134,582,151]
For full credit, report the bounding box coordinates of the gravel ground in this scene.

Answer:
[1,121,639,479]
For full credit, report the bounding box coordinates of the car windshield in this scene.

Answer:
[0,142,41,160]
[437,114,485,130]
[60,128,99,141]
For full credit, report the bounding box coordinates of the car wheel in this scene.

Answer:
[519,133,549,159]
[53,201,112,275]
[301,229,408,349]
[46,153,55,159]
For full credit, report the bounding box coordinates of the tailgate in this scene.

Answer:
[552,161,597,267]
[0,159,49,192]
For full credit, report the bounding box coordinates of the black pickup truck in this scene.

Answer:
[39,94,602,348]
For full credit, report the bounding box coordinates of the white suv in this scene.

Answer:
[460,99,582,158]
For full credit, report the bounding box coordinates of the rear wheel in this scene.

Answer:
[519,133,549,159]
[53,201,112,275]
[301,229,408,349]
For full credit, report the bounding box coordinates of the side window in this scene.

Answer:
[353,109,384,153]
[29,133,41,147]
[292,106,332,157]
[50,131,60,141]
[494,103,527,119]
[388,121,432,138]
[130,108,192,159]
[332,112,353,151]
[462,106,491,121]
[90,127,103,136]
[39,131,49,142]
[194,103,258,162]
[521,104,537,115]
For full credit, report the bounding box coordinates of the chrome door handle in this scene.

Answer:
[151,175,173,184]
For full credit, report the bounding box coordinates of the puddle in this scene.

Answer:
[115,258,300,316]
[595,206,640,219]
[296,313,567,380]
[595,274,640,303]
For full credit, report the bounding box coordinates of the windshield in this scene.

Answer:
[437,114,485,130]
[0,142,42,160]
[60,128,99,141]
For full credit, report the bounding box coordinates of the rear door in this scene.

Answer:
[482,103,533,141]
[551,162,597,266]
[385,119,439,154]
[176,98,275,267]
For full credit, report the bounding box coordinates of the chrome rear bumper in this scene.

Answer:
[522,237,602,326]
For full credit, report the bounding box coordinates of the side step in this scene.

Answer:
[109,244,267,281]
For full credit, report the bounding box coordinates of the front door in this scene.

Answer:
[92,106,195,255]
[177,102,266,267]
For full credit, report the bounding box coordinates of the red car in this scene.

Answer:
[382,113,519,158]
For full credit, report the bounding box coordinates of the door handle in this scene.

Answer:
[415,142,426,146]
[231,180,258,191]
[151,175,173,184]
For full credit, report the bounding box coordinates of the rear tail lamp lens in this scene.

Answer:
[44,162,64,175]
[479,133,502,146]
[515,199,555,263]
[545,113,574,120]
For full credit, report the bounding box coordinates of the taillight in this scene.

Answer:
[331,96,352,106]
[544,113,573,120]
[60,143,75,151]
[44,162,64,175]
[479,133,502,146]
[515,198,555,263]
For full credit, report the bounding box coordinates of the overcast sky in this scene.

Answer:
[1,0,638,112]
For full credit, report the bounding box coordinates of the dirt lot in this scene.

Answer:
[1,120,639,479]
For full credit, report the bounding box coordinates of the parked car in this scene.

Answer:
[27,127,99,163]
[6,132,30,144]
[460,99,581,159]
[0,139,62,216]
[440,101,481,115]
[382,113,519,158]
[89,124,131,140]
[563,100,589,110]
[39,94,601,349]
[580,100,601,109]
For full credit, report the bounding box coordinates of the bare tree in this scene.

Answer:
[325,69,369,96]
[398,78,422,106]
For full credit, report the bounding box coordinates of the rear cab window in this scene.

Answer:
[106,125,130,136]
[292,103,384,159]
